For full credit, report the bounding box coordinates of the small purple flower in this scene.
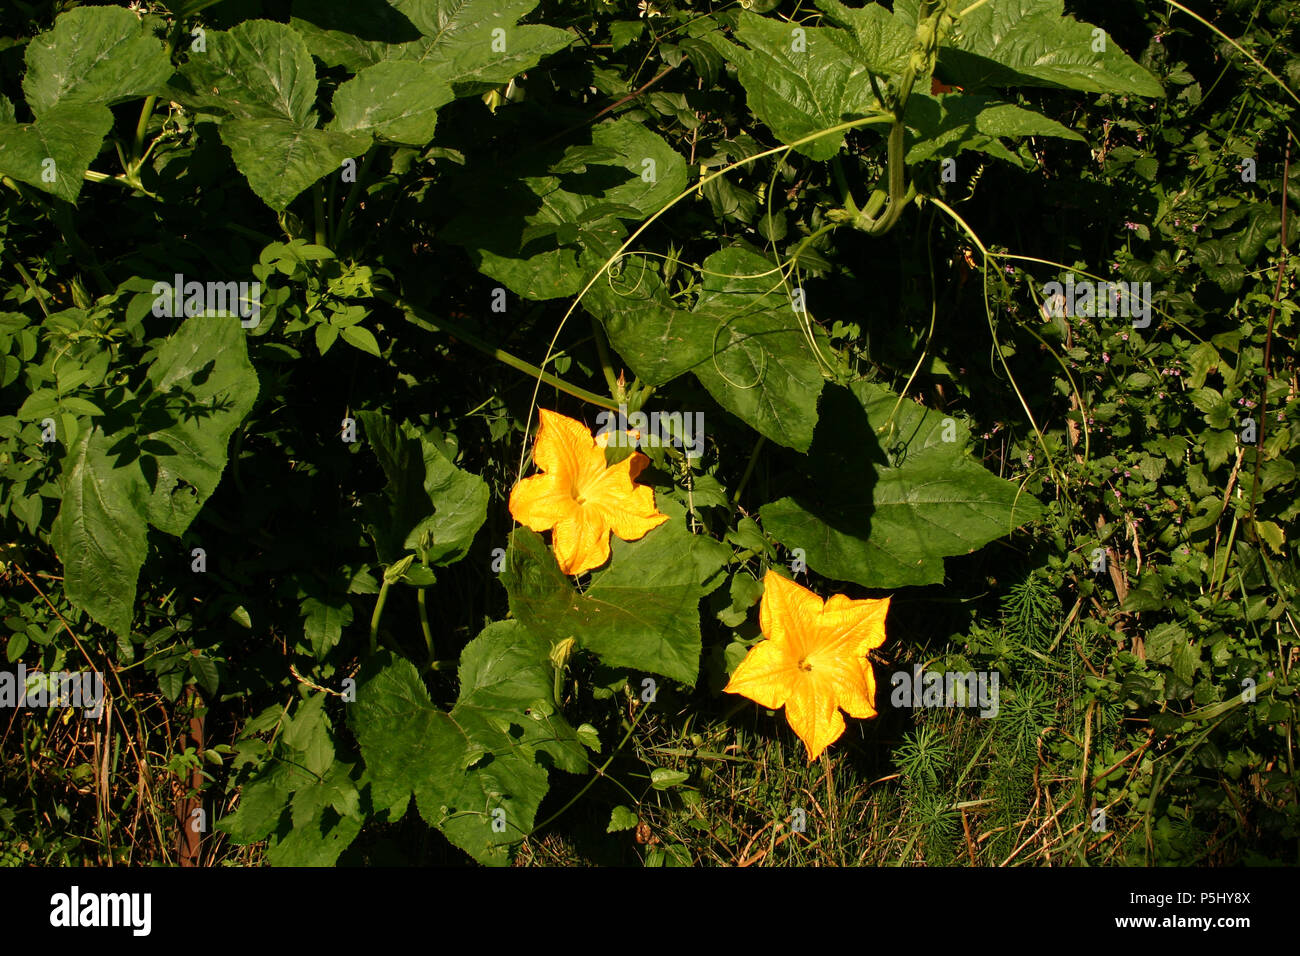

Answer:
[1121,333,1129,341]
[1103,352,1111,363]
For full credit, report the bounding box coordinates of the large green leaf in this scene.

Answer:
[328,61,454,145]
[441,117,686,301]
[586,246,828,451]
[349,623,585,865]
[814,0,914,77]
[502,498,729,684]
[357,410,489,565]
[0,104,113,202]
[22,6,172,114]
[172,21,371,211]
[904,93,1084,167]
[291,0,572,92]
[895,0,1163,97]
[173,20,319,123]
[706,11,884,161]
[50,317,259,636]
[219,118,369,213]
[760,382,1042,588]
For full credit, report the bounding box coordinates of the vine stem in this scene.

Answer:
[514,111,897,484]
[378,290,619,410]
[1163,0,1300,109]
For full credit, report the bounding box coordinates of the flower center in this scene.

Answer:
[797,657,813,672]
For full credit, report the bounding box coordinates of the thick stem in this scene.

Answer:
[333,149,380,248]
[369,579,391,655]
[312,183,328,247]
[417,587,435,664]
[590,315,623,399]
[732,435,767,508]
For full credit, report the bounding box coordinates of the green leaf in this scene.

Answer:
[0,104,114,202]
[217,764,292,843]
[266,805,362,866]
[706,12,884,161]
[291,0,572,93]
[503,498,729,684]
[358,410,489,565]
[301,596,353,659]
[350,622,585,865]
[760,382,1042,588]
[329,61,454,146]
[283,693,335,778]
[895,0,1164,97]
[441,118,685,301]
[1144,622,1188,666]
[174,20,319,123]
[289,760,361,829]
[814,0,914,77]
[610,21,644,53]
[22,6,172,114]
[607,805,638,832]
[587,246,828,451]
[339,324,382,357]
[1202,429,1236,471]
[904,93,1084,167]
[219,119,370,213]
[650,768,690,790]
[576,723,601,752]
[50,317,259,636]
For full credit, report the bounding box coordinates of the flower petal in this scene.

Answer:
[820,594,891,656]
[582,452,668,543]
[784,672,847,761]
[509,472,579,531]
[534,409,606,488]
[551,504,612,576]
[723,638,798,711]
[758,570,824,662]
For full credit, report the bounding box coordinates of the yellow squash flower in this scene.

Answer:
[509,409,668,575]
[725,570,890,761]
